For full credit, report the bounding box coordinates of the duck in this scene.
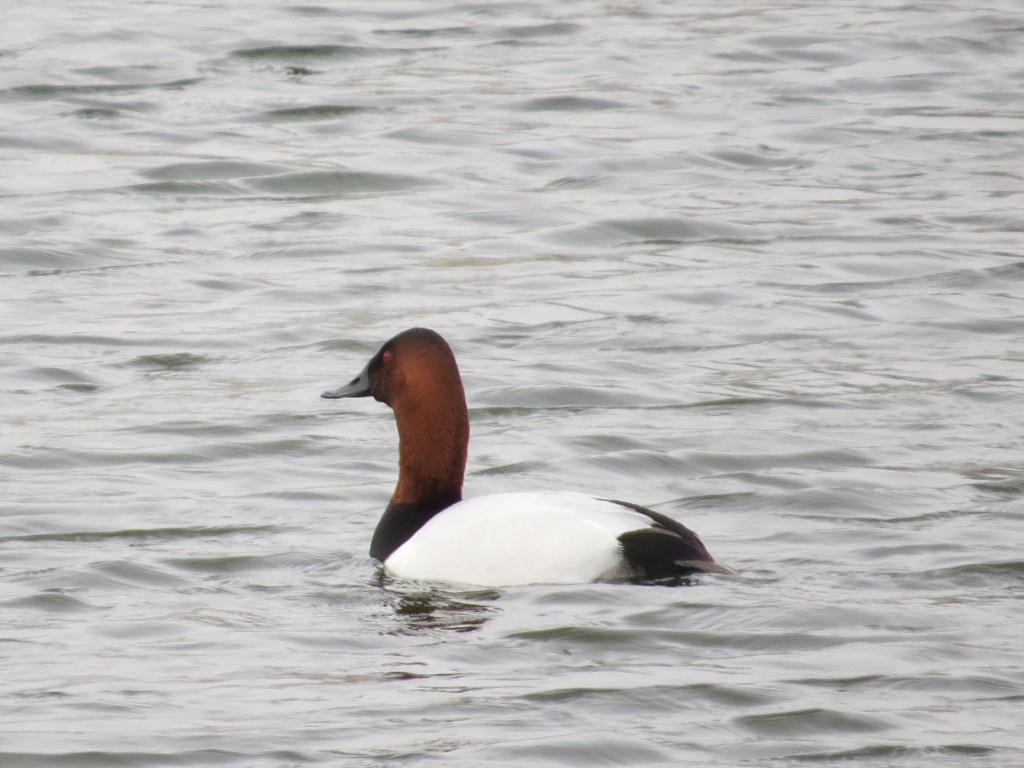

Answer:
[322,327,733,587]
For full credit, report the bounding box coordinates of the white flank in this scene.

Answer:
[383,491,653,587]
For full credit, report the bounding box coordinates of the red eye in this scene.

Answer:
[382,350,393,364]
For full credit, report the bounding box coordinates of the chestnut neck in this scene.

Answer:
[370,379,468,562]
[389,364,469,509]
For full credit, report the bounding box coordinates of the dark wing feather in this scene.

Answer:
[607,499,734,580]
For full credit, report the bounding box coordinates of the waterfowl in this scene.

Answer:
[322,327,732,586]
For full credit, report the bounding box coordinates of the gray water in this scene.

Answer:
[2,1,1023,766]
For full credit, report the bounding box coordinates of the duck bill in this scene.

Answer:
[322,361,372,399]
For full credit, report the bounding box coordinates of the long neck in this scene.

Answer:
[391,388,469,506]
[369,387,469,562]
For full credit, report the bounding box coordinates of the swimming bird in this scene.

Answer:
[322,327,732,586]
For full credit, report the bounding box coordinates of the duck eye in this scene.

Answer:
[382,350,393,364]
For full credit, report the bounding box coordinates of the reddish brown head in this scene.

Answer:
[322,328,470,507]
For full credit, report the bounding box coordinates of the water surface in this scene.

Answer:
[2,1,1023,766]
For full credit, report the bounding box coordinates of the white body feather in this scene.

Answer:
[383,491,655,586]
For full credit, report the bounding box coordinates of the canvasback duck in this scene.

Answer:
[322,327,733,586]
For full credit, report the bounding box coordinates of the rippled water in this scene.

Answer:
[3,1,1023,766]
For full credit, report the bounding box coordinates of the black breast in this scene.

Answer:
[369,494,461,562]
